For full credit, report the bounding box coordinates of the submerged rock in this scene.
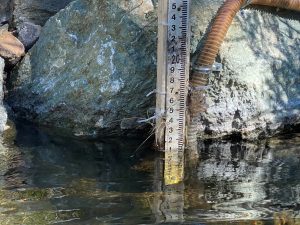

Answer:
[7,0,300,139]
[8,0,156,136]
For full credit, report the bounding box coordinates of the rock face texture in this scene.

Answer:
[17,22,41,50]
[189,1,300,139]
[0,58,7,132]
[7,0,300,139]
[8,0,156,136]
[11,0,74,27]
[0,0,11,25]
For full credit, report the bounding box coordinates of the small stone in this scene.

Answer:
[0,31,25,64]
[17,22,41,50]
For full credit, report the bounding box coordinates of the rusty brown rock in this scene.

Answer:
[0,31,25,64]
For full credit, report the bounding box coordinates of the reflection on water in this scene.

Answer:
[0,122,300,224]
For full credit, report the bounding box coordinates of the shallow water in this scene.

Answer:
[0,122,300,224]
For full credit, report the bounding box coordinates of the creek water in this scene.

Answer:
[0,122,300,224]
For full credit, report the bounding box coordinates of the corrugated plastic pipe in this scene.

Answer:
[187,0,300,146]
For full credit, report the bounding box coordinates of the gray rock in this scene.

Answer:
[0,58,7,133]
[11,0,74,27]
[8,0,156,136]
[189,1,300,139]
[7,0,300,139]
[17,22,41,50]
[0,0,11,25]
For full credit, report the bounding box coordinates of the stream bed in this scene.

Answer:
[0,122,300,224]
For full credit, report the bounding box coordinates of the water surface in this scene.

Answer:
[0,122,300,224]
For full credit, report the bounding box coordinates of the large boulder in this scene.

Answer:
[189,1,300,139]
[8,0,156,136]
[7,0,300,139]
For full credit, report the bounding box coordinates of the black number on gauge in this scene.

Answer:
[172,55,180,64]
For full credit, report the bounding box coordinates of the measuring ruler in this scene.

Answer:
[156,0,191,185]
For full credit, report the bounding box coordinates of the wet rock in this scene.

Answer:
[0,30,25,64]
[7,0,300,139]
[17,22,41,50]
[0,57,7,133]
[7,0,156,136]
[11,0,75,27]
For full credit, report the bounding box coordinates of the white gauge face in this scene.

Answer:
[164,0,190,185]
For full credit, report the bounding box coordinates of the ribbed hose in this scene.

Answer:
[252,0,300,10]
[187,0,300,147]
